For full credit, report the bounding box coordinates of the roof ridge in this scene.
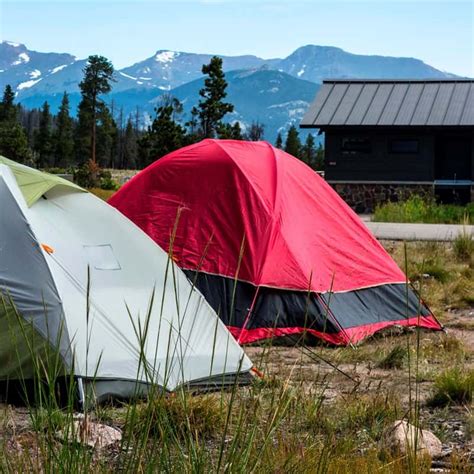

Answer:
[323,79,474,84]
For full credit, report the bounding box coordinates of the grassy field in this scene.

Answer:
[374,196,474,225]
[89,188,116,201]
[0,241,472,472]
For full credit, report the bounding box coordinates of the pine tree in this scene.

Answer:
[184,106,202,145]
[122,118,138,169]
[76,55,115,164]
[139,99,186,165]
[284,125,302,158]
[0,85,32,163]
[246,121,265,141]
[0,85,16,122]
[217,121,243,140]
[53,92,75,167]
[301,133,316,168]
[315,143,325,170]
[34,101,53,168]
[198,56,234,138]
[96,105,118,168]
[0,123,32,163]
[275,132,283,149]
[123,118,138,169]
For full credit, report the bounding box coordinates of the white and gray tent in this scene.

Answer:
[0,157,252,403]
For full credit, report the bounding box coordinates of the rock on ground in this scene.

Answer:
[383,420,442,458]
[56,416,122,449]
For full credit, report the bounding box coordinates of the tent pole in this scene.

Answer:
[237,286,260,344]
[77,377,86,412]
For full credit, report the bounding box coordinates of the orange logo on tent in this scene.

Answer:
[41,243,54,254]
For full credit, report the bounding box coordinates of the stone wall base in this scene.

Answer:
[329,182,435,214]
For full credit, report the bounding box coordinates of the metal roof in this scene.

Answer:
[301,79,474,128]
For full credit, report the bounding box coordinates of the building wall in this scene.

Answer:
[329,181,434,214]
[322,127,474,210]
[324,128,436,181]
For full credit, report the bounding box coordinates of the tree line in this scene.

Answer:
[0,54,323,180]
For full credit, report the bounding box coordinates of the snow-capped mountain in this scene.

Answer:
[1,41,456,98]
[141,68,319,142]
[0,40,460,139]
[0,41,77,94]
[277,45,457,83]
[18,67,319,142]
[119,50,274,90]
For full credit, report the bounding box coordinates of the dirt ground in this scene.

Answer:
[245,307,474,459]
[0,240,472,471]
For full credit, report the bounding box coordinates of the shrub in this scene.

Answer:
[44,167,68,175]
[73,161,119,190]
[409,257,451,283]
[428,367,474,407]
[453,227,474,262]
[377,345,407,369]
[374,196,473,224]
[98,170,120,191]
[311,392,400,440]
[129,393,225,440]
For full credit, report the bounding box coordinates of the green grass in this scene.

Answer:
[0,240,472,472]
[89,187,116,201]
[388,241,474,316]
[376,345,407,369]
[374,195,474,224]
[453,227,474,262]
[428,367,474,407]
[129,392,226,440]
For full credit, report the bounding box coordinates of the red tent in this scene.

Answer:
[109,139,441,345]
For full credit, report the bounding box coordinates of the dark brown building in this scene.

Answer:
[301,79,474,212]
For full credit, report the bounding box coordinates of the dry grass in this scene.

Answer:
[428,367,474,407]
[385,240,474,319]
[89,188,116,201]
[0,241,472,472]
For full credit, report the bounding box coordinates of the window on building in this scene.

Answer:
[389,139,419,154]
[341,137,371,154]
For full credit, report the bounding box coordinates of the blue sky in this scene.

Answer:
[1,1,473,76]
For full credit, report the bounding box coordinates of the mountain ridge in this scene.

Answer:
[0,41,461,140]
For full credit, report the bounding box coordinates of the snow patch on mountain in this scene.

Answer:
[119,71,137,80]
[297,65,306,77]
[17,78,42,90]
[5,41,21,47]
[268,100,309,109]
[30,69,41,79]
[50,64,68,74]
[12,52,30,66]
[155,51,179,63]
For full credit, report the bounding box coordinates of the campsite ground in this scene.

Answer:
[0,240,473,472]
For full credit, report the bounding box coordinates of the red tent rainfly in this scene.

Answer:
[108,139,442,345]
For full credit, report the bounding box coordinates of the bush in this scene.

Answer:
[43,167,68,175]
[98,170,119,191]
[374,195,473,224]
[73,161,119,190]
[311,392,400,440]
[428,367,474,407]
[453,227,474,262]
[129,393,225,440]
[377,345,407,369]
